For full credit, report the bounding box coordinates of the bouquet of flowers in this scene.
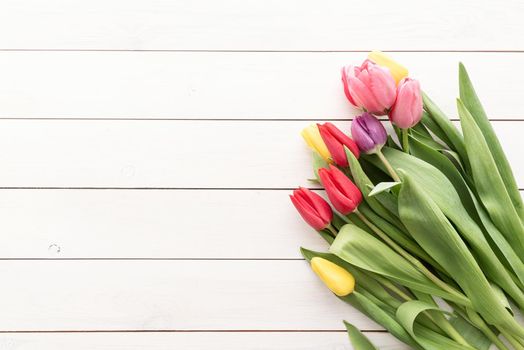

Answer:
[290,52,524,350]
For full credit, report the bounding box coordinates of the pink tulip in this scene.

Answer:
[341,60,396,115]
[389,78,423,129]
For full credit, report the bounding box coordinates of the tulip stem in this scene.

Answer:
[373,275,412,301]
[466,309,511,350]
[401,128,410,153]
[501,330,524,350]
[326,224,338,237]
[376,150,401,182]
[354,209,471,307]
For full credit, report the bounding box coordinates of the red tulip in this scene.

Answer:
[317,122,360,167]
[319,165,362,215]
[290,187,333,230]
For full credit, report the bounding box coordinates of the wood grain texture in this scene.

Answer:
[0,0,522,51]
[0,189,522,259]
[0,120,520,189]
[0,332,409,350]
[0,189,328,258]
[0,51,522,119]
[0,0,523,347]
[0,260,380,331]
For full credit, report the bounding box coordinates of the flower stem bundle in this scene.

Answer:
[290,52,524,349]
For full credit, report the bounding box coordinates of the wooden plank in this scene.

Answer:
[0,51,522,119]
[0,332,409,349]
[0,189,522,259]
[0,120,521,189]
[0,260,380,331]
[0,189,328,258]
[0,0,521,51]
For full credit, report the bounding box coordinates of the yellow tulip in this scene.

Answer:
[368,51,409,85]
[301,124,331,162]
[311,257,355,297]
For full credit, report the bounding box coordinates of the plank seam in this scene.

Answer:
[0,329,387,333]
[0,187,521,191]
[0,49,523,53]
[0,258,306,261]
[0,118,520,122]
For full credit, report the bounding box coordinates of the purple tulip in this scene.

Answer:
[350,113,388,154]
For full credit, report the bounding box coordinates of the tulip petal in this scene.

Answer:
[329,165,363,204]
[301,124,332,162]
[318,122,360,167]
[368,51,409,85]
[301,187,333,225]
[341,66,358,106]
[311,257,355,297]
[351,113,387,153]
[318,123,348,166]
[290,187,333,230]
[290,192,326,230]
[324,122,360,159]
[369,66,396,112]
[390,78,422,129]
[319,165,362,215]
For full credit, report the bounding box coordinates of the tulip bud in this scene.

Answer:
[341,60,396,115]
[290,187,333,230]
[318,165,362,215]
[367,51,409,85]
[350,113,387,154]
[311,257,355,296]
[301,124,331,162]
[317,122,360,167]
[389,78,423,129]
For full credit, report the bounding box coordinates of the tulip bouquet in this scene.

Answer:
[290,52,524,350]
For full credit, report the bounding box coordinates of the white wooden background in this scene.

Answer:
[0,0,522,348]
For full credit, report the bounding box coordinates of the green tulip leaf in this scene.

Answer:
[369,147,524,309]
[398,173,524,338]
[345,147,403,229]
[347,291,422,349]
[344,321,378,350]
[409,134,524,290]
[330,224,470,305]
[420,111,454,150]
[422,92,469,173]
[457,99,524,260]
[300,248,419,341]
[396,300,474,350]
[411,127,447,150]
[459,63,524,221]
[311,151,328,181]
[300,248,401,309]
[368,181,401,197]
[358,202,440,270]
[412,119,434,138]
[408,135,478,221]
[449,315,491,350]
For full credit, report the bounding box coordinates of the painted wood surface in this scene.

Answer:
[0,0,522,348]
[0,52,520,119]
[0,0,521,51]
